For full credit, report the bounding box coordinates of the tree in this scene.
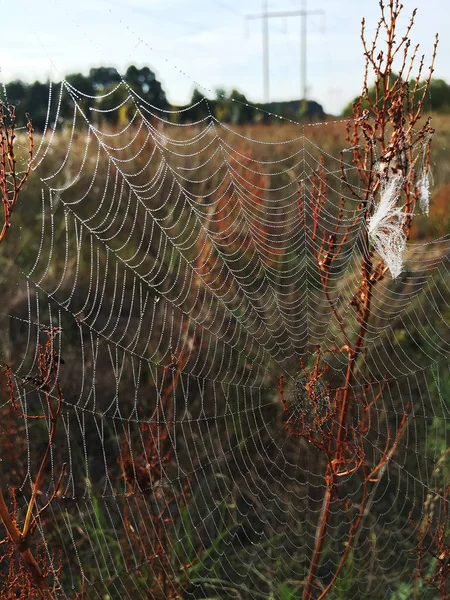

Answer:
[88,66,121,92]
[90,65,169,125]
[125,65,168,110]
[191,88,206,106]
[342,72,399,116]
[2,81,27,109]
[212,88,255,124]
[185,88,208,122]
[343,76,450,116]
[229,89,256,124]
[421,78,450,112]
[65,73,94,96]
[62,73,95,121]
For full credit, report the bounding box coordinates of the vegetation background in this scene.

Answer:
[1,24,450,599]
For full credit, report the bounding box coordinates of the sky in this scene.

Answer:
[0,0,448,115]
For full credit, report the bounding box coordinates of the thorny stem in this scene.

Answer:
[120,323,196,598]
[316,476,369,600]
[304,471,333,598]
[0,332,63,599]
[297,2,437,598]
[0,488,54,600]
[22,382,63,540]
[411,485,450,598]
[0,103,33,244]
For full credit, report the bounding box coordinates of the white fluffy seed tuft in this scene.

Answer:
[418,171,430,216]
[368,173,407,279]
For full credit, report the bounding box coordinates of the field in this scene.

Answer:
[0,97,450,600]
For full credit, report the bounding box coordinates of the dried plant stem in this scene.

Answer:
[0,104,33,244]
[0,331,64,598]
[305,476,333,598]
[279,3,438,597]
[120,324,197,598]
[21,385,62,540]
[0,489,54,600]
[302,342,370,600]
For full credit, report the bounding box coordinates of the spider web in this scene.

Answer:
[0,70,449,600]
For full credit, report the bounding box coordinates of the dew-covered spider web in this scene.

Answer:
[1,61,450,600]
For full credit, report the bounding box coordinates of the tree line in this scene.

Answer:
[342,74,450,116]
[2,64,450,130]
[2,64,325,130]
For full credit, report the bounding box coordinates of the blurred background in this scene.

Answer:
[1,0,448,116]
[1,2,450,599]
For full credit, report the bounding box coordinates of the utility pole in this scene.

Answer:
[301,0,308,107]
[262,0,269,103]
[246,1,325,107]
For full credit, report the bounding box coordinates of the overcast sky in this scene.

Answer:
[0,0,448,114]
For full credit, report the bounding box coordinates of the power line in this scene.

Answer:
[246,0,325,104]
